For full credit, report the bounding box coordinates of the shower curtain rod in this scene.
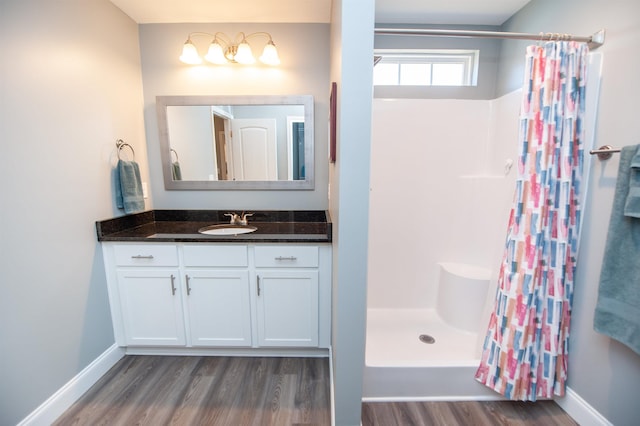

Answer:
[374,28,606,49]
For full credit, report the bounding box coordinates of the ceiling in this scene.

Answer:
[109,0,531,26]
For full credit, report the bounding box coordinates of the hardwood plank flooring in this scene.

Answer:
[55,355,578,426]
[362,400,578,426]
[54,355,331,426]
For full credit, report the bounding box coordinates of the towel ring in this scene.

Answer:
[116,139,135,161]
[170,148,179,162]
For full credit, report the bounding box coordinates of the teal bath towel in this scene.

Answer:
[115,159,145,214]
[623,147,640,217]
[594,144,640,355]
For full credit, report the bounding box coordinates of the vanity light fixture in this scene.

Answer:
[180,32,281,66]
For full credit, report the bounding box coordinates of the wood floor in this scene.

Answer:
[54,355,578,426]
[54,355,331,426]
[361,400,578,426]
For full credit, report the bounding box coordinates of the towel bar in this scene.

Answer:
[116,139,135,161]
[589,145,621,160]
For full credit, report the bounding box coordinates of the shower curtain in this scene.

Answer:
[475,40,589,401]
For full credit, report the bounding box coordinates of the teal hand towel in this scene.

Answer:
[171,161,182,181]
[594,144,640,355]
[623,146,640,217]
[115,159,145,214]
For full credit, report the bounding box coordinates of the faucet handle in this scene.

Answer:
[224,213,240,224]
[238,212,253,225]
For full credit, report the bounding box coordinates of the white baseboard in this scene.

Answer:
[18,344,125,426]
[555,387,612,426]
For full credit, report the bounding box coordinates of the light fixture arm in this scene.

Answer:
[242,32,275,43]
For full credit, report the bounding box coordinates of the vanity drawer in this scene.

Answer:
[113,244,178,267]
[254,246,319,268]
[183,245,248,267]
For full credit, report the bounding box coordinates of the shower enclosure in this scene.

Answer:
[364,92,520,399]
[364,51,601,400]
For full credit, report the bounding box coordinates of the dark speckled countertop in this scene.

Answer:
[96,210,332,243]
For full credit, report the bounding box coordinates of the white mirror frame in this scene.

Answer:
[156,95,314,190]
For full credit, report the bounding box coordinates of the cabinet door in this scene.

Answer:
[117,269,186,346]
[256,270,319,347]
[185,270,252,347]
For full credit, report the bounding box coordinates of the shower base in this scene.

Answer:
[363,308,499,401]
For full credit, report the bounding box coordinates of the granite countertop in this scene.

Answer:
[96,210,332,243]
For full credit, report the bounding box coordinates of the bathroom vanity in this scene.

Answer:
[96,210,331,356]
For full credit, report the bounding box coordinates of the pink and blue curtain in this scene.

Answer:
[475,41,589,401]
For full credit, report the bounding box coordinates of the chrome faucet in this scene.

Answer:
[224,212,253,225]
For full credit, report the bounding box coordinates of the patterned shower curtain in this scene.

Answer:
[475,41,589,401]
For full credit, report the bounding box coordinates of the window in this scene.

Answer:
[373,49,479,87]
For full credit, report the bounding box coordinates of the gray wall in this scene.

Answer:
[0,0,148,424]
[329,0,375,424]
[374,24,501,99]
[497,1,640,425]
[138,23,330,210]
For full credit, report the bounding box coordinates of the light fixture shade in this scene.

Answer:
[259,41,280,65]
[204,41,227,64]
[179,39,202,64]
[234,42,255,64]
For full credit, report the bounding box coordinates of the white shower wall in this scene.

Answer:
[368,92,521,310]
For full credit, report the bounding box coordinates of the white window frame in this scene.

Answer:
[373,49,479,86]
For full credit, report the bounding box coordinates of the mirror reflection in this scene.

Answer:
[157,95,314,190]
[167,104,305,181]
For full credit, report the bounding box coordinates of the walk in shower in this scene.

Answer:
[364,47,602,400]
[364,93,520,400]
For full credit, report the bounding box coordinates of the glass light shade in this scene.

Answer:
[180,39,202,65]
[204,41,227,64]
[259,41,280,66]
[234,42,255,64]
[179,40,202,64]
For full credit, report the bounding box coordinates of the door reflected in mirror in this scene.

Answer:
[157,95,314,190]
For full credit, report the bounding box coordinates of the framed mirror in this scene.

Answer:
[156,95,314,190]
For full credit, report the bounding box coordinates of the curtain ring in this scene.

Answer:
[116,139,135,161]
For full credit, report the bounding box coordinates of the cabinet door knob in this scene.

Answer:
[185,275,192,295]
[257,275,261,296]
[170,274,177,295]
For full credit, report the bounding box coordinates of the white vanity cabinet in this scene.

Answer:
[182,245,252,347]
[254,246,319,347]
[110,245,186,346]
[101,242,331,355]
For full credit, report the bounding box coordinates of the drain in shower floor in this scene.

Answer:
[419,334,435,344]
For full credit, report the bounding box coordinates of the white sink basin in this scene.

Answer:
[198,224,257,236]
